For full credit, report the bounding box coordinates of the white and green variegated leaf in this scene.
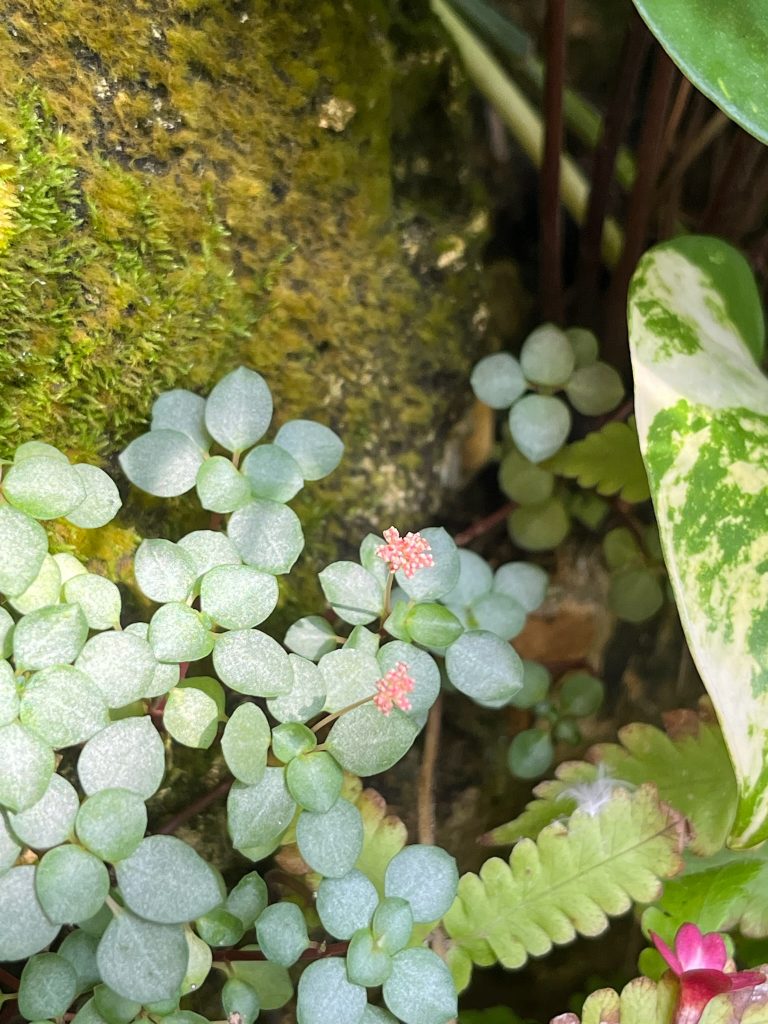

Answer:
[628,235,768,847]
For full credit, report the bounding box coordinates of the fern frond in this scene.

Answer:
[445,785,684,970]
[547,419,650,503]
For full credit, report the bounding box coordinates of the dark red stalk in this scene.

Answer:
[539,0,568,324]
[453,501,516,548]
[213,941,349,964]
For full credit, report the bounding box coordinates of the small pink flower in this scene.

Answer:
[374,662,415,716]
[652,924,765,1024]
[376,527,434,579]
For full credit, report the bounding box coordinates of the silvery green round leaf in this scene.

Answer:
[0,659,19,727]
[179,673,226,719]
[183,935,213,998]
[272,722,315,763]
[508,394,571,463]
[242,444,303,502]
[519,323,575,387]
[205,367,273,452]
[559,671,604,717]
[58,930,101,995]
[566,326,599,367]
[327,706,419,776]
[0,608,14,660]
[256,902,309,967]
[343,626,380,657]
[177,530,241,579]
[214,628,293,697]
[13,602,88,670]
[361,1007,398,1024]
[316,870,378,940]
[64,574,121,631]
[470,352,526,409]
[227,768,296,852]
[445,630,523,707]
[405,603,463,648]
[0,810,22,873]
[134,540,197,604]
[284,616,337,662]
[36,845,110,923]
[93,982,142,1024]
[508,498,570,552]
[66,465,122,529]
[222,978,260,1024]
[382,948,457,1024]
[507,728,554,779]
[0,506,48,597]
[441,549,492,608]
[200,564,278,629]
[164,685,219,749]
[18,952,77,1020]
[122,623,179,700]
[318,562,383,627]
[395,528,459,602]
[78,902,112,940]
[221,702,271,784]
[608,567,664,623]
[565,361,625,416]
[54,552,87,584]
[97,913,188,1003]
[510,660,551,709]
[319,649,380,712]
[376,642,440,722]
[274,419,344,481]
[493,562,548,612]
[14,441,69,463]
[78,717,165,799]
[498,448,555,506]
[228,500,304,574]
[347,928,392,987]
[4,456,86,520]
[230,957,293,1010]
[76,632,156,709]
[359,533,390,587]
[76,789,147,863]
[226,872,268,928]
[148,603,214,664]
[295,798,363,878]
[296,958,366,1024]
[268,655,326,723]
[196,907,244,948]
[372,897,413,955]
[384,846,458,923]
[468,591,526,642]
[8,773,78,849]
[0,722,54,812]
[286,751,343,813]
[603,526,642,570]
[0,865,59,960]
[116,835,224,924]
[119,429,205,498]
[151,389,212,451]
[196,456,251,513]
[9,553,61,614]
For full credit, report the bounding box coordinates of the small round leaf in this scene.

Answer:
[268,655,326,723]
[213,629,293,697]
[36,845,110,924]
[382,948,457,1024]
[395,528,459,603]
[327,705,419,776]
[296,958,366,1024]
[76,632,156,709]
[255,903,309,967]
[18,953,77,1020]
[316,870,378,940]
[445,630,523,708]
[164,686,219,749]
[221,702,271,784]
[0,722,55,812]
[242,444,303,502]
[227,768,296,852]
[116,835,224,924]
[196,456,251,513]
[508,394,571,464]
[0,865,60,961]
[76,789,148,863]
[148,603,214,663]
[4,456,86,520]
[151,389,212,451]
[295,799,363,879]
[64,573,122,631]
[507,728,554,779]
[8,773,78,850]
[97,912,188,1004]
[134,540,197,604]
[274,419,344,481]
[200,564,279,629]
[21,665,110,747]
[0,506,48,597]
[119,429,205,497]
[204,367,273,453]
[470,353,526,409]
[228,500,304,574]
[319,562,383,626]
[384,846,458,923]
[13,603,88,670]
[78,717,165,799]
[66,465,122,529]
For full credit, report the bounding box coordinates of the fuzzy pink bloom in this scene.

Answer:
[376,527,434,579]
[652,924,765,1024]
[374,662,415,716]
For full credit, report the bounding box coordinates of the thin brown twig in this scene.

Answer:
[417,694,443,847]
[655,109,729,205]
[453,501,516,548]
[539,0,568,324]
[0,969,19,993]
[156,777,233,835]
[660,76,693,163]
[212,941,349,964]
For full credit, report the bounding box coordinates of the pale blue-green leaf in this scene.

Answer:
[148,603,214,664]
[297,958,366,1024]
[268,655,326,723]
[509,660,551,709]
[200,564,278,630]
[9,553,61,614]
[58,930,101,995]
[53,552,87,584]
[222,977,259,1024]
[508,395,571,464]
[134,539,196,604]
[18,953,77,1020]
[13,603,88,670]
[608,567,664,623]
[296,798,364,879]
[384,845,458,923]
[441,549,493,608]
[228,499,304,574]
[319,649,379,712]
[361,1007,399,1024]
[76,789,148,863]
[286,751,343,813]
[0,659,18,727]
[359,533,390,587]
[0,865,60,960]
[405,603,463,649]
[204,367,273,452]
[226,872,268,928]
[520,323,575,388]
[93,982,142,1024]
[346,928,392,987]
[271,722,316,763]
[66,465,122,529]
[508,497,570,551]
[119,429,204,497]
[4,456,86,520]
[382,948,457,1024]
[492,562,548,612]
[8,773,78,850]
[445,630,523,707]
[177,530,241,579]
[116,835,224,924]
[565,362,625,416]
[317,870,378,940]
[230,958,293,1011]
[0,608,14,660]
[0,810,22,874]
[274,419,344,481]
[151,389,212,451]
[36,845,110,924]
[196,906,245,948]
[122,622,180,700]
[0,506,48,597]
[14,441,68,463]
[567,326,600,367]
[227,768,296,852]
[76,632,156,709]
[221,702,271,784]
[0,722,55,812]
[372,897,413,955]
[396,528,460,602]
[64,574,121,631]
[213,628,293,697]
[344,625,380,657]
[319,561,383,626]
[78,717,165,799]
[377,641,440,723]
[256,902,309,967]
[97,912,188,1004]
[470,352,526,409]
[242,443,304,502]
[284,616,338,662]
[628,236,768,846]
[468,591,526,641]
[196,456,251,513]
[164,686,219,749]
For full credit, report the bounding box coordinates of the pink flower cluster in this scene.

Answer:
[376,527,434,579]
[374,662,415,716]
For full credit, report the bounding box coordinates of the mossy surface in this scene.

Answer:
[0,0,487,599]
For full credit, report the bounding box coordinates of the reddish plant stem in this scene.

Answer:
[453,501,516,548]
[539,0,568,325]
[604,46,677,372]
[156,777,233,835]
[575,13,649,324]
[0,969,19,992]
[213,941,349,964]
[417,694,443,846]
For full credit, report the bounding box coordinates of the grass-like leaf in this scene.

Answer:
[547,419,650,503]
